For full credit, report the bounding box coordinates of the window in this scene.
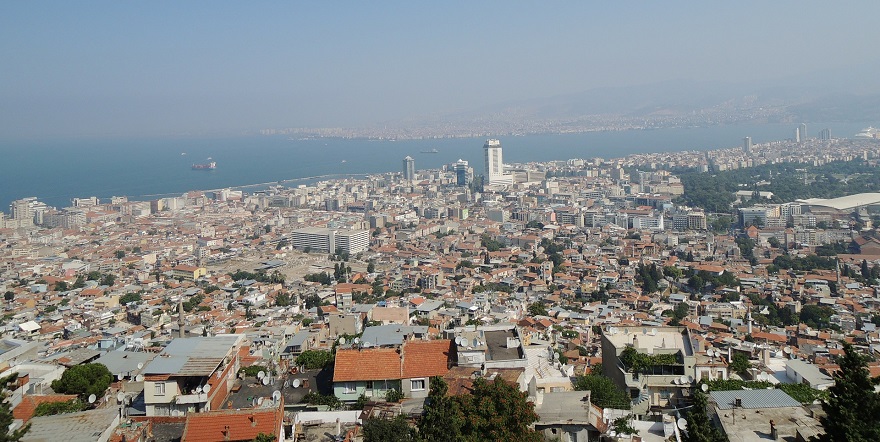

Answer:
[154,382,166,396]
[411,379,426,391]
[365,381,373,390]
[343,382,356,394]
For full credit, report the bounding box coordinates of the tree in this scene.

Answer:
[275,292,292,307]
[573,374,631,409]
[682,390,727,442]
[364,415,415,442]
[0,373,28,441]
[100,274,116,287]
[814,343,880,441]
[418,377,464,442]
[50,363,112,400]
[367,261,376,273]
[3,292,13,302]
[294,350,334,369]
[33,399,85,417]
[729,353,751,376]
[119,292,142,305]
[527,302,548,317]
[252,434,275,442]
[611,415,638,438]
[455,377,541,442]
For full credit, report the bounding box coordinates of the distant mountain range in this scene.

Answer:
[392,61,880,129]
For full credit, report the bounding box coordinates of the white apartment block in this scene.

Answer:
[291,227,370,254]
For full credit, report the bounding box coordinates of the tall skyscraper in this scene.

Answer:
[800,123,808,141]
[453,159,471,186]
[795,127,802,143]
[819,128,831,141]
[743,136,752,154]
[402,156,415,181]
[483,139,512,185]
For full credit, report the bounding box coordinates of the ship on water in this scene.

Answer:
[855,127,879,139]
[421,148,439,153]
[192,161,216,170]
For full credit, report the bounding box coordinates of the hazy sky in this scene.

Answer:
[3,1,880,139]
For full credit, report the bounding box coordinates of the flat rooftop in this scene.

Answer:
[714,405,821,442]
[605,326,693,356]
[484,329,523,361]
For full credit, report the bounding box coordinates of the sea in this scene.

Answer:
[0,122,872,210]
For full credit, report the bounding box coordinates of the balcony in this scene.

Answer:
[175,392,208,404]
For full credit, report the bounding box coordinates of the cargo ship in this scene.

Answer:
[192,161,216,170]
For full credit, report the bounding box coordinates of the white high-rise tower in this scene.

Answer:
[483,139,512,185]
[402,156,415,181]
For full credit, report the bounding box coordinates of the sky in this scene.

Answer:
[3,1,880,139]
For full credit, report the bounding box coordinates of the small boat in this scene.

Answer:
[192,161,216,170]
[421,148,439,153]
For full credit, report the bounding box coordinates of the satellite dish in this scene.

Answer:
[262,377,270,386]
[679,375,688,385]
[701,383,709,392]
[203,384,211,394]
[473,338,479,347]
[88,394,97,404]
[117,392,125,403]
[293,379,302,388]
[257,397,265,406]
[117,374,124,381]
[272,390,281,402]
[642,328,648,335]
[135,374,144,382]
[339,337,346,345]
[651,328,658,335]
[677,418,688,430]
[687,375,694,383]
[354,337,360,345]
[283,380,290,389]
[195,386,203,394]
[257,371,265,379]
[673,378,680,385]
[137,362,144,370]
[783,346,791,354]
[363,342,371,348]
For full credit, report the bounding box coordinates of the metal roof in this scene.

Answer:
[798,193,880,211]
[22,407,119,442]
[93,350,156,376]
[143,335,242,377]
[710,389,801,410]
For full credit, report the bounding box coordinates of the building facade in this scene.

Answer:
[402,156,415,182]
[291,228,370,254]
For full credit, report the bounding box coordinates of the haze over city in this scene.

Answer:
[4,1,880,140]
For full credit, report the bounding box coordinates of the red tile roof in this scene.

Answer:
[402,340,452,379]
[13,394,78,423]
[333,348,402,382]
[333,340,453,382]
[182,407,283,442]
